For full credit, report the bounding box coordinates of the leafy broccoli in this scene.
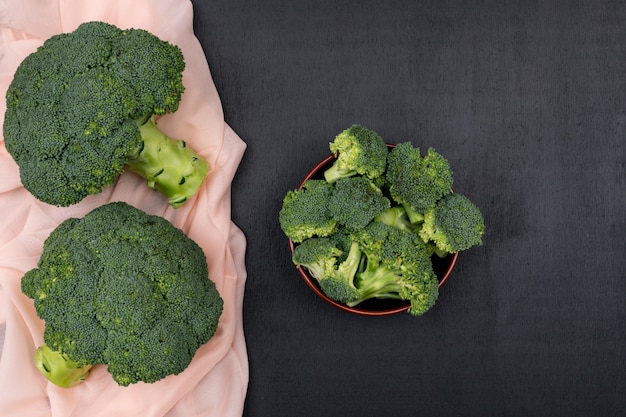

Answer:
[20,202,223,387]
[386,143,453,223]
[419,193,485,254]
[352,222,439,316]
[279,179,339,243]
[323,125,389,183]
[328,176,391,230]
[3,21,208,208]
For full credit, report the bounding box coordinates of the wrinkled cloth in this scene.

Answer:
[0,1,249,416]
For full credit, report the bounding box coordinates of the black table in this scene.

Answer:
[190,1,626,416]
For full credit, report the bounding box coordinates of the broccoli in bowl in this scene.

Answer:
[279,124,485,316]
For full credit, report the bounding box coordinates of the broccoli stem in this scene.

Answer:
[401,203,425,224]
[340,241,363,279]
[375,206,414,232]
[34,344,92,388]
[323,160,356,183]
[126,116,209,208]
[346,267,403,307]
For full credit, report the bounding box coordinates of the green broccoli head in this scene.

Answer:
[3,21,208,208]
[419,193,485,254]
[21,202,223,387]
[386,143,453,222]
[327,176,391,230]
[317,241,363,304]
[279,179,339,243]
[351,221,439,315]
[292,237,343,281]
[323,125,389,183]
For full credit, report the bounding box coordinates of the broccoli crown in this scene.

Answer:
[324,124,389,183]
[279,179,339,243]
[419,193,485,253]
[327,176,391,230]
[292,237,343,281]
[21,202,223,386]
[351,221,439,315]
[386,143,453,217]
[3,21,187,207]
[317,241,363,304]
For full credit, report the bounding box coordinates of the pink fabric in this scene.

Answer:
[0,1,249,416]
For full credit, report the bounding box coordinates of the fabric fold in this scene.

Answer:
[0,1,249,416]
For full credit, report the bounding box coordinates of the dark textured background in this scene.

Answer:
[190,1,625,416]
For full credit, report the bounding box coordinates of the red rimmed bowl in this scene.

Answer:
[288,144,459,316]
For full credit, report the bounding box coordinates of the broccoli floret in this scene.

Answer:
[20,202,223,387]
[292,237,343,281]
[279,179,339,243]
[419,193,485,254]
[350,222,439,316]
[318,241,363,304]
[3,21,208,208]
[327,176,390,230]
[292,237,362,304]
[386,143,453,223]
[323,125,389,183]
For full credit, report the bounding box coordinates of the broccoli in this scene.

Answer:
[3,21,208,208]
[279,179,338,243]
[323,125,389,183]
[294,221,439,315]
[419,193,485,254]
[374,206,415,232]
[34,345,92,389]
[280,125,486,316]
[351,221,439,316]
[292,237,343,281]
[292,236,362,304]
[20,202,223,387]
[386,143,453,223]
[327,176,391,230]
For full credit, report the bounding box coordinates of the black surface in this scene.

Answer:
[190,1,625,416]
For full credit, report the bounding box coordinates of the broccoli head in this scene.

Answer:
[21,202,223,387]
[3,21,208,208]
[351,221,439,315]
[293,236,362,304]
[419,193,485,254]
[292,237,343,281]
[317,241,363,304]
[323,124,389,183]
[327,176,391,230]
[279,179,339,243]
[386,143,453,223]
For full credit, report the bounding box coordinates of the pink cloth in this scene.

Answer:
[0,1,249,416]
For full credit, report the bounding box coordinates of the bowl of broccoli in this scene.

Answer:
[279,125,484,316]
